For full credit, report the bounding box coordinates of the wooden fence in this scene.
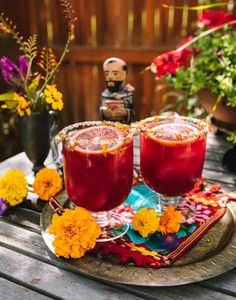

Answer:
[0,0,234,159]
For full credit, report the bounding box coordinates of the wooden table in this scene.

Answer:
[1,133,236,300]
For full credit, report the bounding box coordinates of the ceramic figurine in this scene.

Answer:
[100,57,135,124]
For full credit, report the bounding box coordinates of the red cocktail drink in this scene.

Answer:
[140,117,208,200]
[61,122,133,212]
[59,121,134,242]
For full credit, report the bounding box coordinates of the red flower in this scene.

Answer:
[197,10,236,29]
[152,49,192,77]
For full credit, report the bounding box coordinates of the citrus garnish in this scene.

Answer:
[148,123,199,142]
[70,125,124,154]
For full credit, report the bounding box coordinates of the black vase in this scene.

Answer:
[19,110,51,173]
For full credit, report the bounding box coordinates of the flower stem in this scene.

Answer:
[24,59,33,91]
[33,37,71,110]
[177,20,236,52]
[0,14,25,49]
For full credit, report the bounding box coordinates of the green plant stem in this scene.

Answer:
[163,2,236,10]
[177,20,236,52]
[33,38,71,110]
[212,93,223,112]
[24,58,33,92]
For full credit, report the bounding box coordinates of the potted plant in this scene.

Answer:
[0,0,76,172]
[150,9,236,144]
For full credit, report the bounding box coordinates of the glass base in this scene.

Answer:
[159,195,181,212]
[91,211,129,242]
[144,193,181,214]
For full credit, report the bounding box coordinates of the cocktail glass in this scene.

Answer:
[140,115,208,211]
[58,121,134,242]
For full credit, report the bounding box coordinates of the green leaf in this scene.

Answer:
[0,92,16,101]
[26,75,40,99]
[227,134,236,144]
[0,92,19,109]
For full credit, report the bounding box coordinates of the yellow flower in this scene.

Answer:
[159,206,183,234]
[49,207,101,258]
[33,168,62,201]
[44,85,64,111]
[133,207,160,237]
[0,170,27,206]
[16,94,31,117]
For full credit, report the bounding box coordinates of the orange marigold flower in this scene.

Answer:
[49,207,101,258]
[33,168,62,201]
[133,207,160,237]
[159,206,183,234]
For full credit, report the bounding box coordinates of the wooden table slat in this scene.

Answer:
[0,246,142,300]
[0,277,52,300]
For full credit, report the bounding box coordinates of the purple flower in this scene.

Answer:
[19,56,29,75]
[159,233,179,250]
[0,198,9,216]
[0,56,28,87]
[0,56,20,85]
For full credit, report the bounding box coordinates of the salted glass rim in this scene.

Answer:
[138,115,209,136]
[56,121,137,145]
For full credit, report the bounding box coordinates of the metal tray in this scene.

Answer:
[41,188,236,286]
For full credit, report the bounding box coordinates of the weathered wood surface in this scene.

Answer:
[0,133,236,300]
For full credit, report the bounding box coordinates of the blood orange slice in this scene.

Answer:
[72,125,124,153]
[148,123,199,142]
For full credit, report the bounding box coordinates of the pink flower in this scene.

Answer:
[197,10,236,29]
[152,49,192,77]
[179,199,213,224]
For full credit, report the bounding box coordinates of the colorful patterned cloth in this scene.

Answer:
[94,179,236,268]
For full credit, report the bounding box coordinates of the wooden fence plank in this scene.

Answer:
[105,0,120,47]
[132,0,144,46]
[82,64,98,121]
[60,63,76,124]
[187,0,199,36]
[144,0,155,47]
[159,0,170,44]
[172,0,185,41]
[31,0,48,44]
[49,0,68,44]
[117,0,129,47]
[95,0,106,46]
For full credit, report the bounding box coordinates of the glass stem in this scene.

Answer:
[159,195,181,211]
[91,211,109,227]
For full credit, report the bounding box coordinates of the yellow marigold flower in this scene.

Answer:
[133,207,160,237]
[0,170,27,206]
[159,206,183,234]
[49,207,101,258]
[44,85,64,111]
[16,94,31,117]
[33,168,62,201]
